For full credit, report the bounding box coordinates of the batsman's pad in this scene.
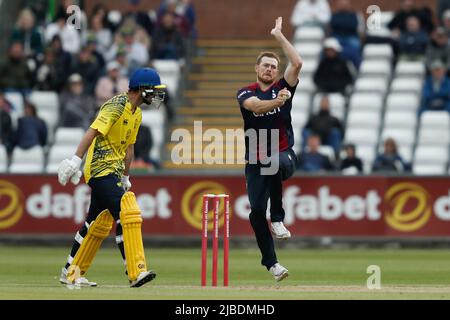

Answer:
[67,210,113,283]
[120,192,147,281]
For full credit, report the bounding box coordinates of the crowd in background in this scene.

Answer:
[292,0,450,175]
[1,0,450,175]
[0,0,196,170]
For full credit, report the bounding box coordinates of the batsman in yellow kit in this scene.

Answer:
[57,68,166,287]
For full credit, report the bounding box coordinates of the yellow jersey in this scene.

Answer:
[84,93,142,183]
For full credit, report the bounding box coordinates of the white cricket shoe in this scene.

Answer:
[269,263,289,282]
[130,270,156,288]
[271,222,291,240]
[59,268,97,287]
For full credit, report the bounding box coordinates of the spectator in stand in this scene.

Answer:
[48,35,72,91]
[71,45,102,95]
[84,33,106,72]
[0,91,14,153]
[87,13,113,61]
[45,12,81,55]
[55,0,88,40]
[27,0,49,27]
[132,124,160,169]
[438,1,450,24]
[302,95,344,155]
[157,0,192,38]
[426,27,450,72]
[35,47,60,91]
[91,3,114,33]
[388,0,434,35]
[124,0,156,38]
[151,12,185,61]
[10,8,44,60]
[313,38,353,94]
[133,25,152,60]
[372,138,407,173]
[95,61,129,106]
[329,0,363,69]
[59,73,96,129]
[290,0,331,29]
[443,10,450,38]
[297,134,334,172]
[115,45,130,77]
[398,16,429,59]
[176,0,197,38]
[339,143,363,175]
[0,42,32,92]
[108,26,149,74]
[13,101,47,150]
[419,60,450,115]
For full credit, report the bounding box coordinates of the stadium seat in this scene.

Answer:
[141,109,166,160]
[318,145,336,162]
[419,111,450,129]
[398,145,413,163]
[291,112,309,154]
[29,91,59,112]
[294,42,323,59]
[4,92,24,128]
[312,92,346,120]
[4,92,24,114]
[417,128,450,146]
[345,128,379,145]
[347,110,381,129]
[414,145,449,165]
[359,60,391,78]
[46,145,78,173]
[349,92,383,112]
[383,110,417,129]
[354,144,376,173]
[141,109,164,130]
[38,110,58,144]
[385,93,420,112]
[413,164,447,175]
[152,60,181,98]
[293,27,325,43]
[292,134,302,155]
[299,58,319,77]
[0,145,7,172]
[362,44,393,61]
[54,128,85,146]
[354,77,388,95]
[395,61,426,78]
[292,92,311,113]
[390,78,423,93]
[9,146,44,173]
[380,127,416,147]
[296,77,316,94]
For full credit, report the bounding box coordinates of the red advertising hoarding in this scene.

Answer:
[1,175,450,237]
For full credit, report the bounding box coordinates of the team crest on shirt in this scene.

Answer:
[272,90,276,99]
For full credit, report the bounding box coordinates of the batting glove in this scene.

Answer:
[122,175,132,192]
[58,155,82,186]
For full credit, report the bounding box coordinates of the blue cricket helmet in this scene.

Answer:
[129,67,166,90]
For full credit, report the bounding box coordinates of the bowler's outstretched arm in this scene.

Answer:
[271,17,302,86]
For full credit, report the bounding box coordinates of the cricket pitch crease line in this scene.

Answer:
[4,283,450,293]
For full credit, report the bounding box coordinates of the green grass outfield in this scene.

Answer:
[1,246,450,299]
